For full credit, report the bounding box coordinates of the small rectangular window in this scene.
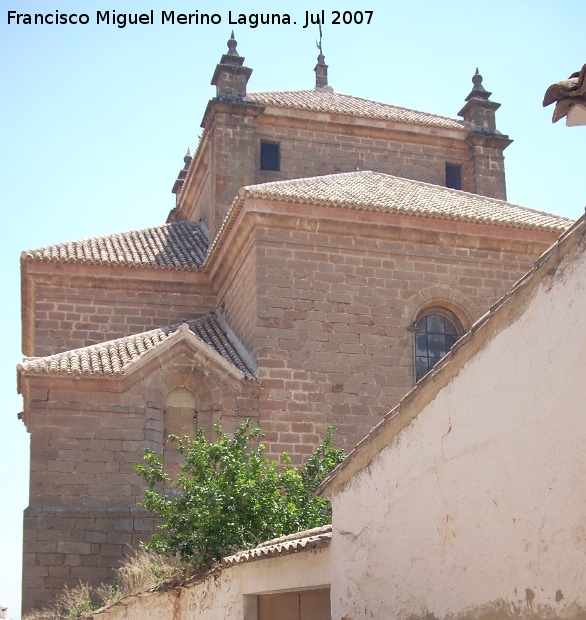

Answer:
[260,142,280,171]
[445,164,462,190]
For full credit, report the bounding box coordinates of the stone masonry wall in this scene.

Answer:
[207,106,260,241]
[254,113,476,196]
[220,238,258,357]
[22,352,259,613]
[469,139,508,200]
[27,276,215,357]
[23,506,157,611]
[186,107,505,239]
[23,389,156,612]
[251,223,548,460]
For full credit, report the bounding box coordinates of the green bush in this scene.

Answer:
[134,420,345,571]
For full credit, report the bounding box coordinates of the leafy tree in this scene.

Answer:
[134,420,345,571]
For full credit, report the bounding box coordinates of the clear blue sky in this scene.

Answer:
[1,1,584,617]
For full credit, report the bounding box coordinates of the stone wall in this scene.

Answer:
[468,137,508,200]
[21,350,259,613]
[23,506,157,611]
[23,270,215,357]
[220,234,258,358]
[255,111,472,193]
[182,102,506,237]
[249,218,548,458]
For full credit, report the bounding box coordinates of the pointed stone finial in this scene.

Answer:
[464,67,492,102]
[468,67,490,100]
[211,32,252,99]
[227,31,238,56]
[472,68,483,86]
[458,68,504,135]
[172,148,193,200]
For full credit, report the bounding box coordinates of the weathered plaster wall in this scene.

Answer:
[329,230,586,619]
[87,547,331,620]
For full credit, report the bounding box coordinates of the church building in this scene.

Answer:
[17,35,572,612]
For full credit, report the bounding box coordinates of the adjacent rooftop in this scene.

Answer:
[246,90,466,130]
[17,314,256,380]
[22,221,208,270]
[238,171,574,233]
[223,525,332,566]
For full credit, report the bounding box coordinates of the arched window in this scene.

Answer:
[164,388,198,477]
[414,309,462,382]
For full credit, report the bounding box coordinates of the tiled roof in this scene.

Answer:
[240,171,573,233]
[22,221,208,270]
[223,525,332,566]
[247,90,466,131]
[18,314,255,380]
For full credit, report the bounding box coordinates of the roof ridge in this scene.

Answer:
[254,524,332,548]
[246,90,465,131]
[223,524,332,566]
[360,171,569,218]
[249,89,462,124]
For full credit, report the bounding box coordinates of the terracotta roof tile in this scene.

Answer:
[23,221,208,270]
[240,171,573,233]
[247,90,465,130]
[18,314,255,380]
[223,525,332,566]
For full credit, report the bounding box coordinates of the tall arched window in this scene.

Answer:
[414,309,462,382]
[164,388,198,477]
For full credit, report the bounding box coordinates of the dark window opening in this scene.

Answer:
[260,142,280,171]
[414,311,461,382]
[445,164,462,190]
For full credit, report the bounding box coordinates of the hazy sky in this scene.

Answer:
[1,1,584,617]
